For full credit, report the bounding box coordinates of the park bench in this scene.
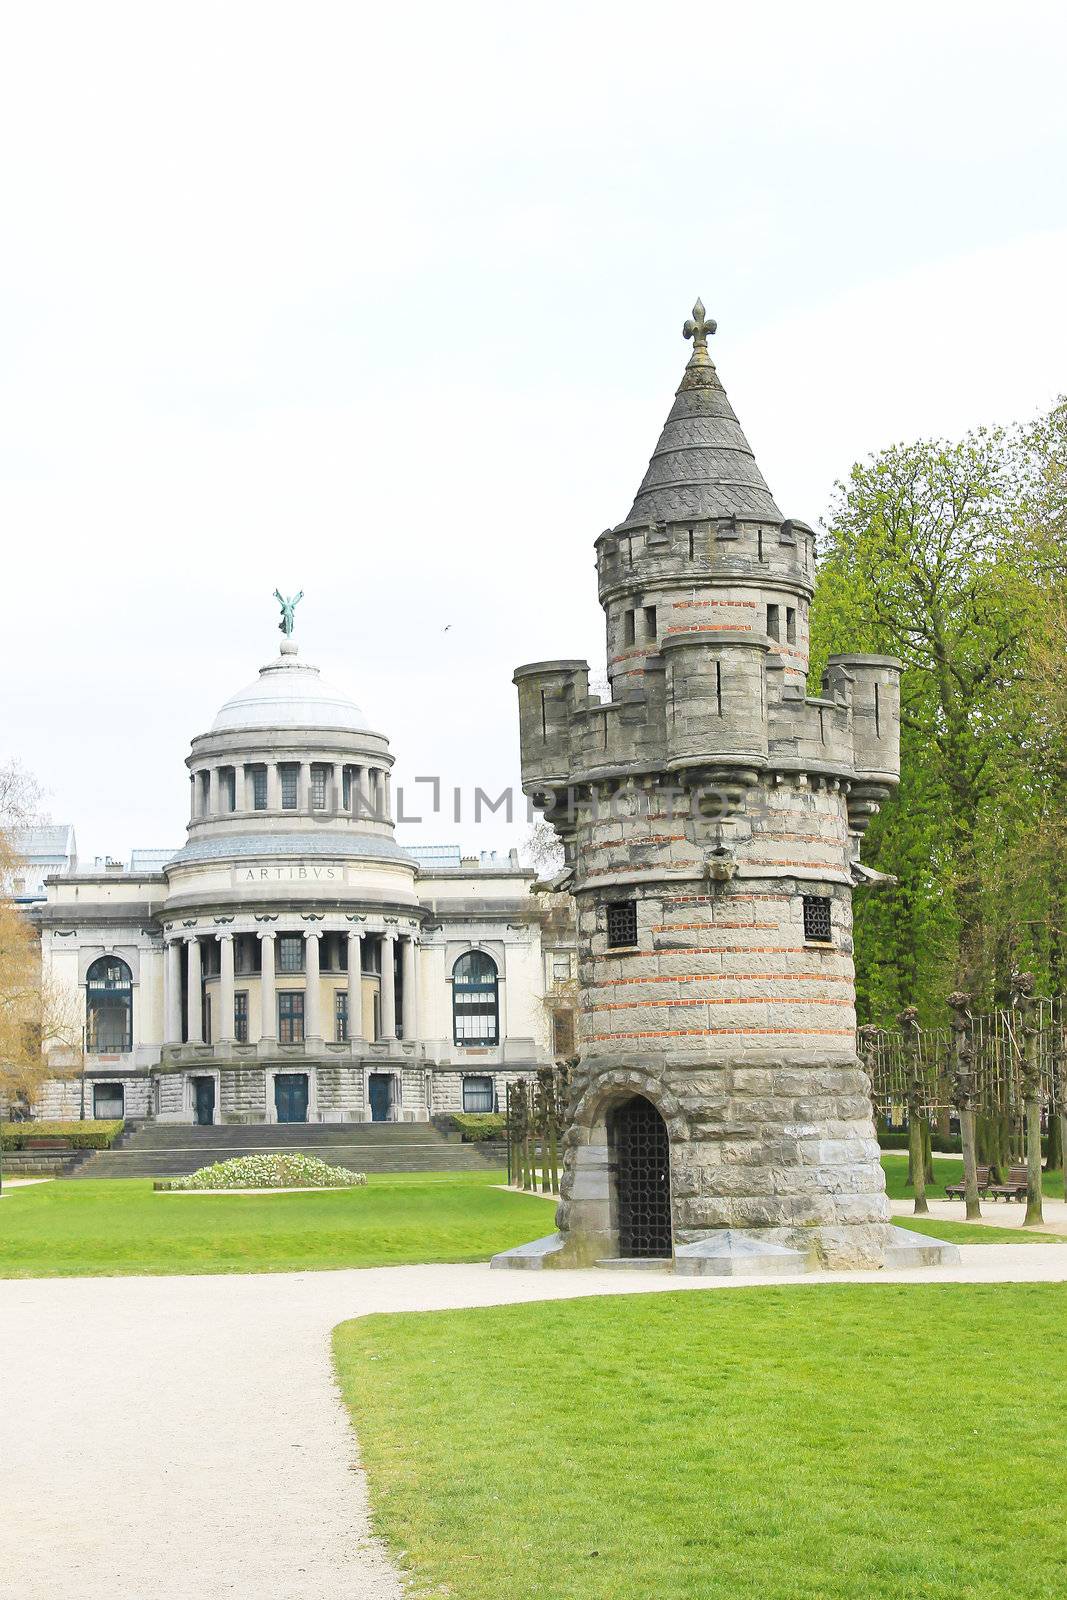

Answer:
[944,1165,992,1200]
[989,1166,1030,1202]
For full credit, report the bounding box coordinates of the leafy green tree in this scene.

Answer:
[811,404,1067,1017]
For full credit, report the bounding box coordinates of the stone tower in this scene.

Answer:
[504,302,953,1273]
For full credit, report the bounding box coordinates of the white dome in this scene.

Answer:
[211,648,374,734]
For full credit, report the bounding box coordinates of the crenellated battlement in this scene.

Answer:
[514,639,900,823]
[596,515,816,602]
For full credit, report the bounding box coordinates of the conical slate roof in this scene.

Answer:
[615,301,783,532]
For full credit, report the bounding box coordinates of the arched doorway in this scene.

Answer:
[85,956,133,1053]
[610,1095,672,1258]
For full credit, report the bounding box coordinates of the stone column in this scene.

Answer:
[164,939,182,1044]
[267,763,282,811]
[186,937,203,1045]
[298,761,312,813]
[304,930,322,1042]
[259,931,276,1042]
[207,767,219,816]
[332,762,345,817]
[380,931,397,1041]
[218,933,235,1044]
[189,774,198,823]
[383,771,392,822]
[401,935,418,1042]
[237,764,251,812]
[347,931,363,1044]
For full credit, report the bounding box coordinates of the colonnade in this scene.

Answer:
[189,761,392,822]
[163,926,419,1047]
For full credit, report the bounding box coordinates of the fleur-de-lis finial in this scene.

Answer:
[683,297,717,358]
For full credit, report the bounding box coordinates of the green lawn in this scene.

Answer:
[881,1151,1064,1201]
[0,1172,552,1278]
[335,1285,1067,1600]
[893,1214,1065,1245]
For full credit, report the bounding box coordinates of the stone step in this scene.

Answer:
[67,1120,500,1178]
[123,1122,448,1146]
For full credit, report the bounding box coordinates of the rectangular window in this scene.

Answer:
[203,995,212,1047]
[802,895,833,942]
[757,527,765,563]
[280,764,299,810]
[623,609,636,646]
[551,953,572,984]
[786,607,797,645]
[234,991,248,1043]
[463,1075,495,1113]
[252,767,268,810]
[277,934,304,973]
[278,991,305,1044]
[342,766,352,809]
[766,603,780,641]
[644,605,657,640]
[606,900,638,949]
[687,527,695,560]
[311,767,327,809]
[234,935,259,976]
[335,991,348,1043]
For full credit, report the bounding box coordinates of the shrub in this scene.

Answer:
[877,1130,962,1154]
[156,1152,367,1191]
[451,1113,507,1143]
[1,1119,124,1151]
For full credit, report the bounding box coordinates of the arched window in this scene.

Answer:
[452,951,499,1046]
[86,956,133,1053]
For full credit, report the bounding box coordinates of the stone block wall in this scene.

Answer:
[556,1051,891,1268]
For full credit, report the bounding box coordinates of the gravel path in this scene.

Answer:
[3,1245,1066,1600]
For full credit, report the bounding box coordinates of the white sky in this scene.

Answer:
[3,1,1066,864]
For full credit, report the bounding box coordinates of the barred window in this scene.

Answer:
[802,895,832,942]
[335,990,349,1043]
[311,766,327,809]
[453,951,499,1045]
[234,991,248,1043]
[607,900,638,948]
[280,764,299,810]
[277,934,304,973]
[251,767,268,810]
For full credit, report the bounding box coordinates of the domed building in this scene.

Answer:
[33,628,573,1126]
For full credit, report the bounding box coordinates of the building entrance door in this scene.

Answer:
[275,1073,309,1124]
[192,1076,215,1126]
[612,1095,672,1258]
[368,1073,393,1122]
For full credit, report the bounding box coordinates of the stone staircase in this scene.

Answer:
[68,1120,502,1179]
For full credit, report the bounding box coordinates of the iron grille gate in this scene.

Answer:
[614,1096,672,1258]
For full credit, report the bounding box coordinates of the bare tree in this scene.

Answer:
[0,762,81,1118]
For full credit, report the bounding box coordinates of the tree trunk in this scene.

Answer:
[1025,1096,1044,1226]
[1061,1111,1067,1203]
[909,1113,929,1215]
[960,1105,981,1220]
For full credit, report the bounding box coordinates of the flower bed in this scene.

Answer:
[155,1153,367,1192]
